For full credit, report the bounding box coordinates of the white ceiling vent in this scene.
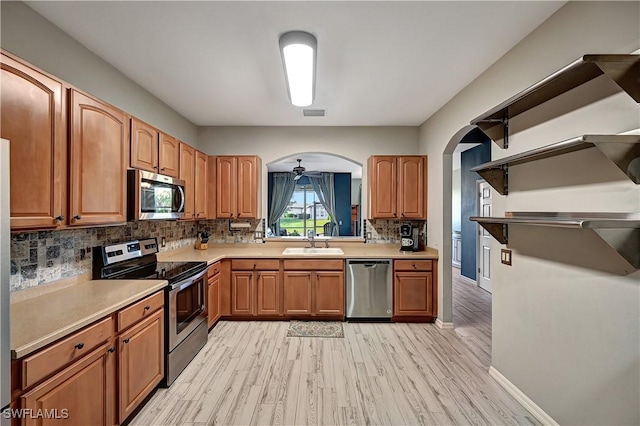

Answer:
[303,109,326,117]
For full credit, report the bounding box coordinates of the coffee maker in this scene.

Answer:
[400,222,420,252]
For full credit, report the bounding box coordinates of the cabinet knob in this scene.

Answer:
[412,264,417,269]
[160,167,166,171]
[144,305,151,311]
[73,215,82,221]
[393,213,397,217]
[196,213,200,218]
[153,166,158,170]
[123,338,130,344]
[253,264,256,269]
[74,343,84,350]
[107,347,116,353]
[54,215,64,222]
[229,214,233,217]
[401,213,405,217]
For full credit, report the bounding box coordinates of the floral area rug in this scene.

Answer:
[286,320,344,338]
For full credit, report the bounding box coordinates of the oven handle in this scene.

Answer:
[168,268,207,292]
[176,186,185,214]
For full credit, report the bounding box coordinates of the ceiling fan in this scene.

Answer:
[292,159,322,181]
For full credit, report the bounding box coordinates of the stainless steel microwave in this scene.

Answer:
[128,169,185,220]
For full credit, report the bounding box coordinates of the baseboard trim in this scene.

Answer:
[435,319,454,329]
[488,366,558,426]
[457,274,477,286]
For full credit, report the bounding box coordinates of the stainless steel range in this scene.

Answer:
[93,238,208,386]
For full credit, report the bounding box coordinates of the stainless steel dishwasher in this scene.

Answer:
[346,259,392,320]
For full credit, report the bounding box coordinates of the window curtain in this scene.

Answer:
[309,173,339,236]
[268,172,296,234]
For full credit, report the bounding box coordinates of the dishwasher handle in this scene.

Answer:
[347,260,391,265]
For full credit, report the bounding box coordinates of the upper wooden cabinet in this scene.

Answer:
[215,156,261,219]
[180,143,208,220]
[1,51,66,230]
[69,89,128,226]
[368,155,427,220]
[130,116,180,178]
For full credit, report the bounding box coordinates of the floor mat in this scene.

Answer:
[286,320,344,338]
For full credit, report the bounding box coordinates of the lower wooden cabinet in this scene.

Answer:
[256,271,280,315]
[283,260,345,318]
[231,271,254,315]
[207,262,221,328]
[393,259,437,320]
[20,344,116,426]
[117,308,164,423]
[231,260,281,317]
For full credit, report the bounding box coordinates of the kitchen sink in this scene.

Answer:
[281,247,344,255]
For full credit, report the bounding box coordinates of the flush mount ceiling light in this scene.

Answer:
[279,31,317,107]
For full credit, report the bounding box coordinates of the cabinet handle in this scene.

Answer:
[229,214,233,217]
[74,343,84,350]
[144,305,151,311]
[107,347,116,353]
[123,338,130,344]
[54,215,64,222]
[393,213,397,217]
[160,167,166,171]
[401,213,405,217]
[412,264,417,269]
[253,264,256,269]
[153,166,158,170]
[73,215,82,221]
[238,213,241,217]
[196,213,200,218]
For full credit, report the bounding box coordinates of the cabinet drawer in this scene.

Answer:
[283,259,344,271]
[208,262,222,278]
[394,259,433,271]
[117,291,164,332]
[231,259,280,270]
[22,316,113,389]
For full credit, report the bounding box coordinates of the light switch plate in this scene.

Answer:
[501,249,512,266]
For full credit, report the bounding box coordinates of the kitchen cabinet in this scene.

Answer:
[368,155,427,220]
[117,308,164,423]
[20,344,116,426]
[216,156,261,219]
[207,262,221,328]
[195,150,208,219]
[180,143,208,220]
[1,51,66,230]
[282,260,344,318]
[393,259,437,320]
[230,260,281,317]
[69,89,128,226]
[129,118,181,179]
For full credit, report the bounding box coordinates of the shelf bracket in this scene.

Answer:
[478,222,509,244]
[593,228,640,269]
[474,165,509,196]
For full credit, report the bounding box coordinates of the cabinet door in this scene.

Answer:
[216,156,236,218]
[130,117,158,173]
[69,90,128,226]
[207,273,221,328]
[1,52,66,230]
[368,156,397,219]
[231,271,254,315]
[118,309,164,423]
[314,271,344,316]
[237,156,259,219]
[195,150,208,219]
[398,156,426,219]
[159,132,180,178]
[283,272,312,315]
[21,344,115,426]
[256,271,280,316]
[394,271,433,316]
[179,142,196,220]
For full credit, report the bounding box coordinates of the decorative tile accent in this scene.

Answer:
[10,219,263,292]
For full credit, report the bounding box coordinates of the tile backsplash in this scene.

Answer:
[364,219,427,245]
[10,219,263,292]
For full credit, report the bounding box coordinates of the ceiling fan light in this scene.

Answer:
[279,31,316,107]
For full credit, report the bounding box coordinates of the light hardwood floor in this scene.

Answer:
[132,274,536,426]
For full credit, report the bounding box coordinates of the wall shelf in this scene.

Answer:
[470,133,640,195]
[470,55,640,148]
[470,212,640,268]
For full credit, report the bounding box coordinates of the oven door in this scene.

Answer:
[167,269,207,351]
[129,169,185,220]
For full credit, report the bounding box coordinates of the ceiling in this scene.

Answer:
[26,1,565,127]
[268,153,362,178]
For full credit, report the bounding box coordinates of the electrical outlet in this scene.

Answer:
[366,232,372,240]
[161,237,166,248]
[501,249,512,266]
[254,231,263,239]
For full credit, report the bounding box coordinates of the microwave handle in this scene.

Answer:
[177,186,185,213]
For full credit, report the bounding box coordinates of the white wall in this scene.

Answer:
[199,126,420,216]
[0,1,198,145]
[419,2,640,424]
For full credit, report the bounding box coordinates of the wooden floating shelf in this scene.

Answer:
[470,54,640,148]
[470,133,640,195]
[470,212,640,268]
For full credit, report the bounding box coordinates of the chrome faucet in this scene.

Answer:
[307,231,316,248]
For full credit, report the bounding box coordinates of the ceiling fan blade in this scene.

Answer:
[293,174,302,181]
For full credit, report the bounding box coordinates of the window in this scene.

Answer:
[278,184,330,237]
